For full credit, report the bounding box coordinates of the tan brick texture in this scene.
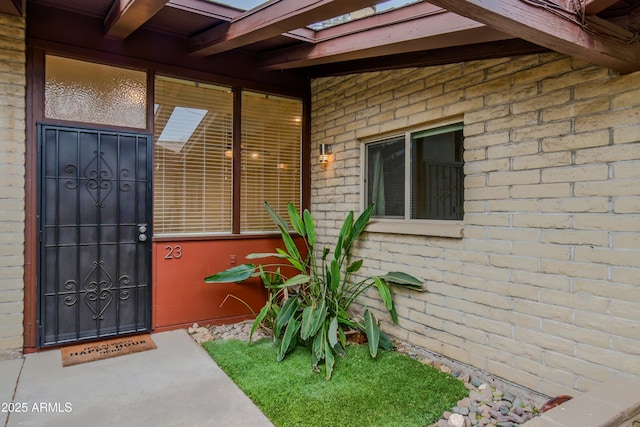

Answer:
[0,12,25,357]
[311,54,640,397]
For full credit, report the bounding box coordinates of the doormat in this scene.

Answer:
[61,334,156,367]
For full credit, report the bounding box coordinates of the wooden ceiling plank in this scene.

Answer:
[105,0,170,39]
[260,9,512,70]
[426,0,640,73]
[189,0,380,56]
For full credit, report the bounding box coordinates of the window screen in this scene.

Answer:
[365,122,464,221]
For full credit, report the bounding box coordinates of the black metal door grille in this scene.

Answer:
[38,125,152,347]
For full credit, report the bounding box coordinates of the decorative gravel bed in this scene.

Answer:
[189,321,543,427]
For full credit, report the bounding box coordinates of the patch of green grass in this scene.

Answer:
[203,339,468,427]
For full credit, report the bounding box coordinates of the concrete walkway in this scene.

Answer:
[0,330,274,427]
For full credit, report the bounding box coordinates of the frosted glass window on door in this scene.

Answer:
[45,55,147,129]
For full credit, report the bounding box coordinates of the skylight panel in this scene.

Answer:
[308,0,419,31]
[206,0,271,11]
[157,107,208,153]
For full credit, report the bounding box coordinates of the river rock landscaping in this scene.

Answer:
[188,321,542,427]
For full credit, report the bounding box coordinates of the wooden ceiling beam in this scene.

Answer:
[260,4,512,70]
[306,39,548,77]
[189,0,380,57]
[426,0,640,73]
[105,0,170,39]
[0,0,22,16]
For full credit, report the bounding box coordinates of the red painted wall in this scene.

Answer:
[152,237,303,330]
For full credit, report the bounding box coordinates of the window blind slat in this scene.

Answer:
[153,76,233,236]
[241,91,302,233]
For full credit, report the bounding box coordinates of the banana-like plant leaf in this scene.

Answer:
[303,209,316,247]
[259,267,285,289]
[374,277,396,323]
[300,305,314,340]
[335,211,353,257]
[323,332,335,380]
[265,201,289,231]
[246,252,286,259]
[374,277,393,311]
[300,300,327,340]
[274,297,299,338]
[313,328,325,361]
[274,248,305,272]
[338,326,347,349]
[311,301,327,337]
[324,264,332,287]
[346,259,363,273]
[363,309,380,358]
[277,317,300,361]
[249,303,271,343]
[301,301,327,340]
[280,227,303,267]
[379,330,395,350]
[311,350,320,373]
[328,316,339,348]
[283,274,310,287]
[347,204,374,250]
[266,203,303,267]
[288,203,306,237]
[204,264,256,283]
[330,258,340,291]
[327,316,345,356]
[379,271,423,290]
[389,305,399,325]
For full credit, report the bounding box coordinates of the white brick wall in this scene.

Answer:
[0,12,25,358]
[311,53,640,397]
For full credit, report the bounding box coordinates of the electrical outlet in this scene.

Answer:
[230,255,236,265]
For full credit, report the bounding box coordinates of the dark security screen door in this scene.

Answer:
[38,125,152,347]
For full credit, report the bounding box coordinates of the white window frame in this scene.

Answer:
[360,118,464,238]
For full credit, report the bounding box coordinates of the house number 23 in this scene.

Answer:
[164,245,183,259]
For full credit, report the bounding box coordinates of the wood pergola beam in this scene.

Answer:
[105,0,169,39]
[189,0,380,57]
[426,0,640,73]
[260,4,512,70]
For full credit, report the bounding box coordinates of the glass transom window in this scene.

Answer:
[45,55,147,129]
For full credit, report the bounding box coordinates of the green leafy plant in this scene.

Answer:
[205,202,422,379]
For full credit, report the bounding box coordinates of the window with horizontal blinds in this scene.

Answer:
[153,76,233,236]
[241,91,302,233]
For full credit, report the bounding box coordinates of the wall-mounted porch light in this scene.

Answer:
[319,143,332,164]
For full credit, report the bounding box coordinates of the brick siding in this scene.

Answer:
[0,12,25,358]
[310,53,640,397]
